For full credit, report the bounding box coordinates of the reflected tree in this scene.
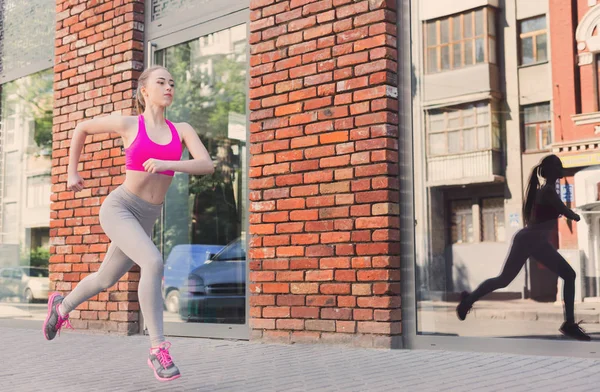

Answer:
[160,38,246,256]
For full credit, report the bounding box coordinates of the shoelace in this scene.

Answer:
[154,342,174,368]
[55,304,74,336]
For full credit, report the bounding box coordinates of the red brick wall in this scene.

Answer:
[549,0,578,143]
[550,0,598,142]
[248,0,401,348]
[50,0,144,334]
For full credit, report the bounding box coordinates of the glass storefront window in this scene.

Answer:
[0,69,53,316]
[154,24,247,326]
[412,1,600,344]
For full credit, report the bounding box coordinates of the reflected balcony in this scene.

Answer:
[427,150,504,187]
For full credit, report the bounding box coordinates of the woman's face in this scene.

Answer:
[142,68,175,108]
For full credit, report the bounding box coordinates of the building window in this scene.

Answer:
[523,103,552,152]
[596,54,600,111]
[2,202,18,244]
[3,152,20,201]
[519,15,548,66]
[27,175,51,208]
[427,102,501,156]
[450,200,474,244]
[425,7,496,74]
[481,198,505,242]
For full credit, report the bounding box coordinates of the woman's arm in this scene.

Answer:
[143,123,215,175]
[67,115,136,191]
[544,186,580,221]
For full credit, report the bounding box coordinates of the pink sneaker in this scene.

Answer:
[43,292,73,340]
[147,342,181,381]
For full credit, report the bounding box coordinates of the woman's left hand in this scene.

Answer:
[143,158,171,174]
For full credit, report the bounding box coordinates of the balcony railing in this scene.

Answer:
[427,150,504,186]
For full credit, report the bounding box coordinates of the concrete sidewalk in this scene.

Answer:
[4,326,600,391]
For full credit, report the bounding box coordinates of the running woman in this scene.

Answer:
[43,65,215,381]
[456,154,591,341]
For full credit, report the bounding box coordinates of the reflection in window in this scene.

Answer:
[595,55,600,111]
[154,25,247,325]
[0,69,53,280]
[450,200,474,244]
[523,103,552,152]
[519,15,547,66]
[2,203,18,244]
[158,24,247,255]
[427,102,496,156]
[425,7,496,73]
[481,198,505,242]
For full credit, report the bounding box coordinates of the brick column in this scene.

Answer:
[248,0,400,347]
[51,0,144,334]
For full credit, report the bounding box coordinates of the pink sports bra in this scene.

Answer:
[124,115,183,177]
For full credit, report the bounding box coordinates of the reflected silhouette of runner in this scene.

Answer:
[456,154,591,341]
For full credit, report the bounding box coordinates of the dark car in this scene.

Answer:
[162,244,224,313]
[179,237,246,323]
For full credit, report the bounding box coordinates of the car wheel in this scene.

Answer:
[165,290,180,313]
[23,288,34,303]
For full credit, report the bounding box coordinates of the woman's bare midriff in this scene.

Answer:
[123,170,173,205]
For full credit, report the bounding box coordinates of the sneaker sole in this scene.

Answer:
[43,292,61,341]
[559,328,592,342]
[147,358,181,382]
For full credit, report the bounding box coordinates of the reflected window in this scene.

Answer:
[481,198,505,242]
[450,200,474,244]
[519,15,548,66]
[523,103,551,152]
[427,102,493,156]
[425,7,496,73]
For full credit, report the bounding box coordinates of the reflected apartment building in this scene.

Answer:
[412,0,560,303]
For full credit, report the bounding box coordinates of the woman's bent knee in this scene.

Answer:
[143,258,164,277]
[563,267,576,282]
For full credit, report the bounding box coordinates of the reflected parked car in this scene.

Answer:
[179,237,246,324]
[162,244,224,313]
[0,267,49,303]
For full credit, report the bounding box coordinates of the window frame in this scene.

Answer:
[424,7,496,74]
[449,197,506,245]
[426,102,498,157]
[518,15,548,66]
[481,197,505,243]
[522,102,552,153]
[450,199,474,245]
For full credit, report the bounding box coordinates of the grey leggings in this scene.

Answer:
[61,185,165,347]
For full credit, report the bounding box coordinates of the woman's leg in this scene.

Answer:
[60,243,134,315]
[98,201,165,348]
[530,243,576,324]
[464,238,530,306]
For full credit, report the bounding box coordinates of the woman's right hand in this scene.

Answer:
[67,171,84,192]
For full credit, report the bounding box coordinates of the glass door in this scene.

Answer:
[149,14,249,340]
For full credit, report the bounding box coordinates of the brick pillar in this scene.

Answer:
[51,0,144,334]
[248,0,401,348]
